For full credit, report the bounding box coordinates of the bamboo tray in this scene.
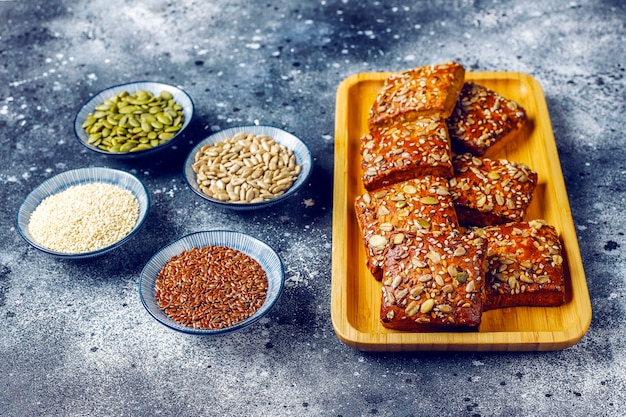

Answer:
[331,70,592,352]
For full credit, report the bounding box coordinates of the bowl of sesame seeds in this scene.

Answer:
[74,81,194,158]
[183,125,313,210]
[138,230,285,335]
[16,167,150,259]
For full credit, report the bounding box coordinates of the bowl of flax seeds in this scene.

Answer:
[138,230,284,335]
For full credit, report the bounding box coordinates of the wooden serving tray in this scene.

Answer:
[331,71,592,351]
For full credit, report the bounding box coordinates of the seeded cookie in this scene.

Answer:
[447,82,527,157]
[449,153,538,227]
[380,229,487,332]
[360,116,454,191]
[355,176,459,280]
[368,62,465,129]
[478,220,565,311]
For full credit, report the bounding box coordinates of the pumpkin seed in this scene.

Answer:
[82,89,185,153]
[416,218,431,230]
[369,235,388,249]
[419,196,439,205]
[402,185,417,194]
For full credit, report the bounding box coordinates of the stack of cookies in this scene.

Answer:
[355,62,565,332]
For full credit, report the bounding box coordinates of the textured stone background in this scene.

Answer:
[1,0,625,416]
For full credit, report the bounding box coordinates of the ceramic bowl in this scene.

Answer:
[138,230,284,335]
[16,167,149,259]
[183,125,312,210]
[74,81,194,158]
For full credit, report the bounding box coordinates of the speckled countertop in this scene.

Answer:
[1,1,625,416]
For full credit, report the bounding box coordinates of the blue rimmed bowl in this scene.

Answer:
[138,230,285,335]
[16,167,150,259]
[74,81,194,158]
[183,125,313,210]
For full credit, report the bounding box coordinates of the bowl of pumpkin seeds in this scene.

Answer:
[183,125,313,210]
[74,81,194,157]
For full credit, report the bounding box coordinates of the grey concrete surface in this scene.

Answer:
[1,0,625,416]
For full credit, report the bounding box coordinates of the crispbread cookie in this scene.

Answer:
[380,229,488,331]
[447,82,527,156]
[355,176,458,280]
[360,116,453,191]
[449,153,538,226]
[478,220,565,311]
[368,62,465,129]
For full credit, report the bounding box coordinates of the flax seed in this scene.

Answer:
[155,245,268,330]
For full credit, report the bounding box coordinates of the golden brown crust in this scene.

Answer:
[447,82,527,157]
[478,220,565,310]
[380,230,487,331]
[355,176,459,280]
[449,153,538,227]
[360,117,454,191]
[368,62,465,129]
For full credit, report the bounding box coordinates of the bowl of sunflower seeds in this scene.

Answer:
[183,125,313,210]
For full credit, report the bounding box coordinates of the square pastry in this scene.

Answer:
[360,116,454,191]
[449,153,538,227]
[478,220,566,311]
[380,229,488,332]
[355,176,459,280]
[447,82,527,157]
[368,62,465,129]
